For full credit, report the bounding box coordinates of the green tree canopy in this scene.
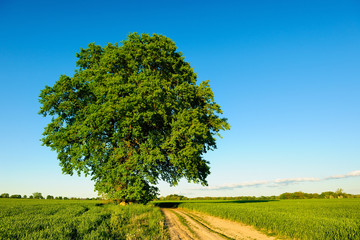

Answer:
[0,193,9,198]
[32,192,43,199]
[39,33,229,203]
[46,195,54,200]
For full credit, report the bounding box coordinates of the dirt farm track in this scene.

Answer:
[162,208,274,240]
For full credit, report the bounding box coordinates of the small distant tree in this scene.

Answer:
[46,195,54,200]
[290,191,305,199]
[33,192,44,199]
[269,195,277,200]
[29,195,34,199]
[64,197,69,200]
[308,193,320,199]
[10,194,22,198]
[0,193,9,198]
[23,195,27,199]
[279,192,291,199]
[335,188,345,198]
[320,191,335,199]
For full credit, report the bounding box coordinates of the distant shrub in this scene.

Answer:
[32,192,44,199]
[10,195,22,199]
[164,194,188,200]
[0,193,9,198]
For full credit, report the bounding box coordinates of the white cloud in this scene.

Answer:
[325,170,360,180]
[348,170,360,176]
[195,180,270,190]
[193,170,360,191]
[273,177,320,185]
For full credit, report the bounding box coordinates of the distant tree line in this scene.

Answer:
[0,192,100,200]
[2,189,358,201]
[278,188,358,199]
[158,194,188,201]
[157,189,360,201]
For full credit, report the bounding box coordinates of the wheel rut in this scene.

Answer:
[162,208,274,240]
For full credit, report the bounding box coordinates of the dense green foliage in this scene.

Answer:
[32,192,44,199]
[9,194,22,199]
[39,33,229,203]
[176,199,360,239]
[0,193,9,198]
[0,199,167,239]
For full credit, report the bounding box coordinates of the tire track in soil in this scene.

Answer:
[162,208,274,240]
[162,208,194,240]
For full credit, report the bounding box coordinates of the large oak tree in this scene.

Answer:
[39,33,230,203]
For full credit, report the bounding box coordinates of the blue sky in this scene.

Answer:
[0,0,359,198]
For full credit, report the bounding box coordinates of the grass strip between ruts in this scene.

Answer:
[180,209,234,240]
[169,210,198,239]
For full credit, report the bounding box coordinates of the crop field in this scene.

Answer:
[0,199,167,240]
[174,199,360,239]
[2,198,360,240]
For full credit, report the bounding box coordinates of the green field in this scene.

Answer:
[169,199,360,239]
[0,199,167,240]
[2,198,360,239]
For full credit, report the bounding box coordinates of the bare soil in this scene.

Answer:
[162,208,274,240]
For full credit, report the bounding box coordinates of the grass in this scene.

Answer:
[170,199,360,239]
[0,198,167,240]
[3,198,359,239]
